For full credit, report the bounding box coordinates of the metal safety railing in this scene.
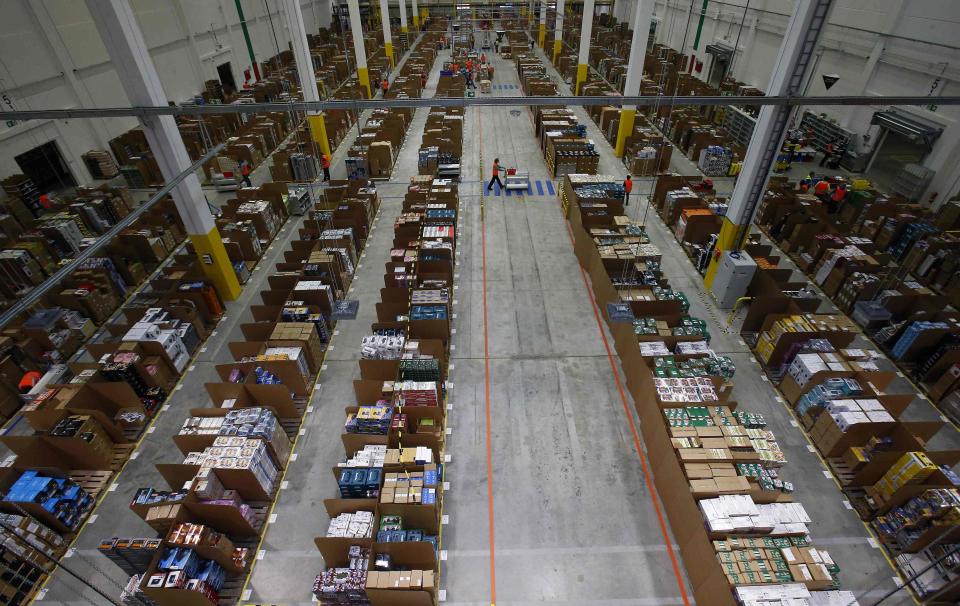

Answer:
[0,142,225,329]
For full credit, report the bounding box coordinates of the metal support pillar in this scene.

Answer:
[412,0,419,29]
[347,0,371,98]
[282,0,332,158]
[553,0,565,64]
[399,0,408,34]
[538,0,548,50]
[576,0,596,95]
[704,0,836,288]
[380,0,394,66]
[615,0,654,157]
[84,0,240,300]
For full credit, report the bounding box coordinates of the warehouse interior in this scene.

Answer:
[0,1,959,606]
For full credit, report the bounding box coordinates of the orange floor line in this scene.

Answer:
[478,101,498,606]
[561,215,692,606]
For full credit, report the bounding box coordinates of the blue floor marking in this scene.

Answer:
[546,181,555,195]
[536,180,544,195]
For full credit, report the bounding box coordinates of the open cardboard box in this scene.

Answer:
[22,382,145,441]
[204,381,302,419]
[779,367,897,407]
[830,421,960,487]
[86,341,182,390]
[0,465,95,535]
[172,407,292,468]
[214,359,310,398]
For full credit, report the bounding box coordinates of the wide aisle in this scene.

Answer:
[441,37,693,605]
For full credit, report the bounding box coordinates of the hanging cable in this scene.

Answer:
[720,0,750,83]
[263,0,284,74]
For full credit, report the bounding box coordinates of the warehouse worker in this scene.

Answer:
[480,53,487,64]
[819,141,834,167]
[466,58,473,75]
[321,154,331,182]
[828,183,848,213]
[487,158,505,193]
[240,160,252,187]
[382,77,389,96]
[813,178,830,198]
[623,175,633,207]
[799,178,811,193]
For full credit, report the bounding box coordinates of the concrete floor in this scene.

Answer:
[31,30,924,606]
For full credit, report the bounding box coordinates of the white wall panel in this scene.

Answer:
[0,2,61,88]
[131,0,184,48]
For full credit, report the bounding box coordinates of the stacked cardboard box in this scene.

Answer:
[872,452,938,500]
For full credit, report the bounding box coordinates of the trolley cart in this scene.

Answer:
[504,167,530,192]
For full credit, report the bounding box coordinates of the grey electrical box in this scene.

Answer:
[711,251,757,309]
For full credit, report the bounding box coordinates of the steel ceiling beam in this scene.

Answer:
[2,95,959,121]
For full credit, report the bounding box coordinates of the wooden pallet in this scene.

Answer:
[826,457,857,486]
[279,400,309,440]
[215,576,247,606]
[69,470,114,498]
[842,486,879,521]
[122,424,147,442]
[110,444,136,470]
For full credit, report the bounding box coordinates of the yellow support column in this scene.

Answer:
[614,108,635,157]
[357,66,372,98]
[553,39,562,64]
[538,24,546,49]
[413,14,419,28]
[703,218,743,288]
[190,227,242,301]
[401,26,407,34]
[385,41,394,67]
[307,114,332,158]
[575,63,588,95]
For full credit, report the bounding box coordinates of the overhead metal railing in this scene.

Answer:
[3,95,960,121]
[0,142,226,329]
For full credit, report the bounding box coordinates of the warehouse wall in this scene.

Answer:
[0,0,328,184]
[653,0,960,203]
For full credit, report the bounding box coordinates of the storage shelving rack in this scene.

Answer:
[799,111,856,152]
[892,163,935,200]
[722,105,757,149]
